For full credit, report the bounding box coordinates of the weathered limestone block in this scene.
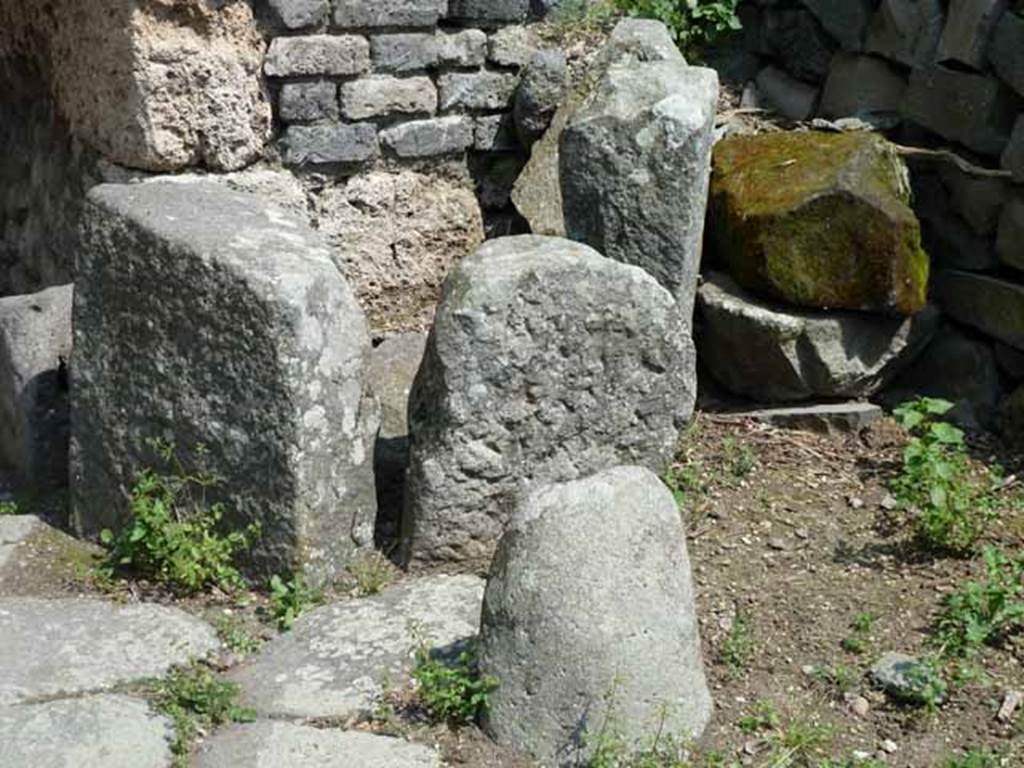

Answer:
[311,170,485,333]
[698,272,939,402]
[867,0,944,66]
[71,180,379,585]
[380,116,474,158]
[0,285,71,487]
[990,11,1024,97]
[819,53,907,119]
[402,236,694,566]
[448,0,530,24]
[756,65,820,120]
[561,60,719,321]
[480,466,712,766]
[933,271,1024,350]
[370,33,439,73]
[264,35,370,77]
[438,71,519,111]
[475,113,518,151]
[709,132,929,315]
[511,18,683,237]
[279,81,338,122]
[340,75,437,120]
[802,0,875,51]
[267,0,329,29]
[488,25,540,67]
[282,123,379,165]
[936,0,1008,70]
[334,0,446,28]
[436,29,487,67]
[902,66,1018,157]
[997,194,1024,270]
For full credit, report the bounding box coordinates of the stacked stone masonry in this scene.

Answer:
[265,0,542,167]
[739,0,1024,428]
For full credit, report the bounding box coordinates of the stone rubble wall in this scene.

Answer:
[262,0,541,170]
[739,0,1024,426]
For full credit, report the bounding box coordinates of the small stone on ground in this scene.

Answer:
[0,515,42,570]
[724,402,884,434]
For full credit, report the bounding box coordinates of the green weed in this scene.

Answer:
[346,550,395,597]
[891,398,1002,555]
[943,750,1001,768]
[0,500,19,515]
[766,716,832,767]
[98,439,258,593]
[213,614,262,656]
[144,664,255,767]
[613,0,742,58]
[840,612,877,655]
[268,573,320,631]
[412,641,498,725]
[933,546,1024,658]
[738,700,780,734]
[718,610,754,675]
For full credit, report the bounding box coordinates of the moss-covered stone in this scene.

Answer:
[709,131,930,315]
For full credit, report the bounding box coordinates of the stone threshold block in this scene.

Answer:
[71,179,379,586]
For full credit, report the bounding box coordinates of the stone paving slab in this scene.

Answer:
[194,722,443,767]
[0,598,219,705]
[230,574,484,719]
[0,515,42,571]
[722,402,884,435]
[0,693,174,768]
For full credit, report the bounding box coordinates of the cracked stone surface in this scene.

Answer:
[194,722,443,768]
[0,693,174,768]
[0,598,219,705]
[230,574,484,719]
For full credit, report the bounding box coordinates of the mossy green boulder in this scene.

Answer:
[709,131,930,315]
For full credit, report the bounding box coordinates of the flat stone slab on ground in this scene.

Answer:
[230,574,483,719]
[0,693,174,768]
[0,598,219,705]
[723,403,884,435]
[0,514,42,570]
[194,722,442,767]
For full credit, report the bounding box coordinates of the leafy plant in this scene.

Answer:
[811,664,858,698]
[269,573,320,631]
[841,612,877,655]
[213,614,262,656]
[346,550,395,597]
[904,655,948,713]
[738,700,780,734]
[943,750,1001,768]
[412,641,499,725]
[613,0,742,57]
[766,716,832,767]
[891,398,1001,554]
[145,664,255,767]
[0,500,19,515]
[99,440,258,593]
[718,610,754,675]
[933,546,1024,658]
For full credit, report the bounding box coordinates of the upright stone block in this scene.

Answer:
[802,0,875,51]
[436,29,487,67]
[438,72,519,111]
[867,0,945,67]
[0,285,72,487]
[934,271,1024,350]
[72,180,379,585]
[334,0,446,27]
[936,0,1008,70]
[264,35,370,77]
[1003,117,1024,182]
[902,66,1017,156]
[283,123,379,165]
[997,194,1024,270]
[340,75,437,120]
[819,53,907,120]
[990,11,1024,97]
[267,0,329,29]
[448,0,530,24]
[402,236,695,567]
[480,467,712,765]
[380,116,474,157]
[561,60,719,321]
[371,33,440,73]
[279,81,339,122]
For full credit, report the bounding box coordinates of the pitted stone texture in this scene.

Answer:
[312,170,484,334]
[561,60,719,321]
[488,25,540,67]
[195,723,442,768]
[514,50,567,148]
[402,236,694,567]
[268,0,329,29]
[264,35,370,77]
[340,75,437,120]
[698,272,939,402]
[72,180,379,585]
[381,116,474,158]
[284,123,380,165]
[437,29,487,67]
[334,0,446,27]
[867,0,945,67]
[0,598,218,704]
[371,33,440,73]
[480,466,712,766]
[439,71,519,111]
[279,81,339,122]
[0,515,42,571]
[511,18,684,238]
[230,574,483,719]
[449,0,530,23]
[902,66,1017,157]
[0,285,72,488]
[0,694,174,768]
[934,271,1024,350]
